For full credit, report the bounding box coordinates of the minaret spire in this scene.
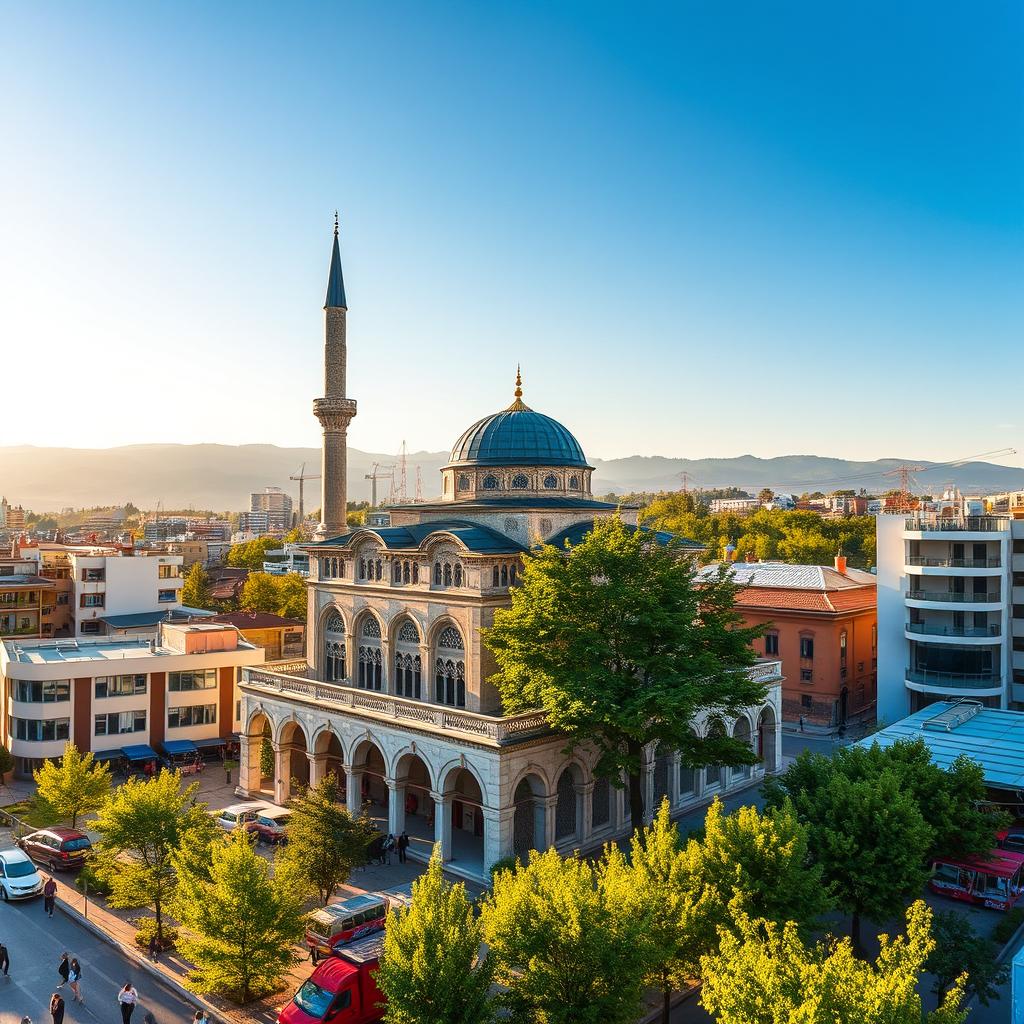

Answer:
[506,364,531,412]
[314,215,357,539]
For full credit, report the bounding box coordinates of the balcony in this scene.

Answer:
[904,515,1009,536]
[907,590,1001,604]
[905,668,1002,692]
[905,557,1001,569]
[906,622,1000,639]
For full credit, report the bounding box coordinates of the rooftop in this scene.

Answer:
[859,701,1024,791]
[702,562,876,591]
[209,611,305,629]
[4,631,257,665]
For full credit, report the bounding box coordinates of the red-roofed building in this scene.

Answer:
[700,556,877,729]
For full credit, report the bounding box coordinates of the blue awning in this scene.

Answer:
[92,749,122,762]
[121,744,159,762]
[162,740,198,757]
[194,736,228,749]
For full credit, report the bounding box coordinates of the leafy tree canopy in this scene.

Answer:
[227,536,285,570]
[239,572,307,621]
[33,742,112,828]
[181,561,213,609]
[926,910,1009,1009]
[484,516,766,832]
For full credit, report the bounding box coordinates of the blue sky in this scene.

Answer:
[2,2,1021,467]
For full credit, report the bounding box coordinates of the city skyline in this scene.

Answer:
[2,3,1021,467]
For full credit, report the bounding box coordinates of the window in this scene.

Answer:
[764,632,779,656]
[323,614,346,682]
[800,668,813,682]
[158,565,178,579]
[95,675,147,698]
[800,695,813,709]
[56,593,68,606]
[95,710,146,735]
[799,636,814,659]
[14,718,70,742]
[15,680,70,703]
[168,704,216,729]
[482,475,499,490]
[362,618,381,638]
[158,590,176,603]
[568,475,579,489]
[511,473,529,489]
[1014,540,1024,555]
[398,620,419,643]
[80,593,105,608]
[82,568,105,582]
[458,474,470,492]
[1014,606,1024,620]
[81,621,102,634]
[1014,572,1024,587]
[236,699,241,721]
[168,669,217,691]
[435,626,466,707]
[543,474,558,489]
[1014,638,1024,653]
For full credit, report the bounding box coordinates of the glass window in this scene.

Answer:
[543,474,558,489]
[158,565,178,578]
[482,475,499,490]
[14,718,70,742]
[82,568,105,582]
[511,474,529,489]
[15,680,71,703]
[95,675,147,699]
[80,593,105,608]
[168,704,217,729]
[168,669,217,691]
[95,711,146,735]
[158,590,176,602]
[799,636,814,659]
[764,632,779,656]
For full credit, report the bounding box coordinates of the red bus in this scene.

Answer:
[929,849,1024,911]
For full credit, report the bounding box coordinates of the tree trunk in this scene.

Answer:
[626,738,646,835]
[850,911,861,954]
[661,973,672,1024]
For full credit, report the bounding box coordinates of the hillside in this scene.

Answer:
[0,445,1021,513]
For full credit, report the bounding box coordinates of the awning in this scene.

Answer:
[92,749,122,762]
[121,744,159,762]
[194,736,228,749]
[162,739,198,757]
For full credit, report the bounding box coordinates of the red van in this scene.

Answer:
[279,934,384,1024]
[929,848,1024,911]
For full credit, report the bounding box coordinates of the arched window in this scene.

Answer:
[454,564,463,587]
[555,768,578,840]
[543,474,558,489]
[511,473,529,489]
[375,559,383,580]
[395,619,422,699]
[443,563,452,587]
[357,617,383,691]
[412,563,419,584]
[393,561,402,583]
[510,563,517,584]
[482,475,499,490]
[359,558,367,579]
[403,561,410,584]
[433,562,442,585]
[569,475,579,489]
[321,559,330,578]
[458,474,470,491]
[435,626,466,708]
[704,719,725,789]
[492,566,500,587]
[323,613,346,683]
[501,565,508,586]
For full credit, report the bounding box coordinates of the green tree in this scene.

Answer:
[260,736,274,780]
[181,561,213,609]
[484,516,766,833]
[769,765,931,951]
[93,770,217,942]
[278,775,376,904]
[481,848,649,1024]
[603,800,721,1024]
[697,797,829,938]
[0,744,14,783]
[227,537,283,571]
[173,827,305,1003]
[757,487,774,505]
[926,910,1009,1008]
[240,572,281,614]
[275,572,307,620]
[776,526,836,565]
[33,742,112,828]
[377,847,494,1024]
[699,901,967,1024]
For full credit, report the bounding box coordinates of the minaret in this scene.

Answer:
[313,214,357,540]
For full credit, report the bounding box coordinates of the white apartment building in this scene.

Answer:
[876,511,1024,723]
[68,550,184,637]
[0,621,265,777]
[708,497,760,513]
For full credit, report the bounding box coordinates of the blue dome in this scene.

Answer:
[448,407,590,468]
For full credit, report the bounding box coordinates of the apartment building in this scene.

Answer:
[207,611,305,660]
[0,621,265,777]
[248,487,293,532]
[876,511,1024,722]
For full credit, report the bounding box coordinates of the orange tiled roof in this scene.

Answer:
[734,584,875,614]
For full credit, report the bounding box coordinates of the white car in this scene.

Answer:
[212,801,268,832]
[0,848,44,900]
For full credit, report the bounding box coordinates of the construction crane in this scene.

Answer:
[678,472,695,493]
[289,463,321,525]
[415,466,423,502]
[365,463,395,508]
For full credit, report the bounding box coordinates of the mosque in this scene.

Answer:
[237,224,783,881]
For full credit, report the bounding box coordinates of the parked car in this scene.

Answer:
[930,848,1024,911]
[997,827,1024,854]
[279,933,385,1024]
[213,801,268,832]
[16,827,92,871]
[249,806,292,845]
[0,848,44,900]
[305,894,394,963]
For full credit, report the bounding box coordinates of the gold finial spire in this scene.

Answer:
[507,365,530,412]
[333,211,339,237]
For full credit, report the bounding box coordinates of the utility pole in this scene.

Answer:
[289,463,322,525]
[365,463,395,508]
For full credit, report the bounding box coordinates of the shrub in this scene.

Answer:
[134,916,178,951]
[489,856,519,880]
[75,862,111,897]
[993,908,1024,946]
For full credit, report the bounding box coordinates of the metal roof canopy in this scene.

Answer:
[859,701,1024,792]
[121,744,159,762]
[162,739,198,756]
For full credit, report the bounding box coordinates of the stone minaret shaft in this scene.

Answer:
[314,217,357,539]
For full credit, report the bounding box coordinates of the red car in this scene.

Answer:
[16,828,92,871]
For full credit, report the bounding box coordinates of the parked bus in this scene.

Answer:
[929,849,1024,911]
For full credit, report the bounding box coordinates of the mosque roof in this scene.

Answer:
[545,521,701,550]
[447,371,591,469]
[324,215,347,309]
[313,519,528,554]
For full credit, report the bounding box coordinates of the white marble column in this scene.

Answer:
[482,806,514,872]
[387,779,404,836]
[307,752,328,790]
[432,790,452,860]
[541,795,558,852]
[579,781,595,843]
[272,743,289,805]
[344,763,362,816]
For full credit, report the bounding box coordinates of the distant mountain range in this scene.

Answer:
[1,444,1022,513]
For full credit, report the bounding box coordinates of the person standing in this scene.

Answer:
[397,831,409,864]
[57,953,69,988]
[0,941,9,976]
[798,714,805,733]
[118,981,138,1024]
[43,876,57,918]
[147,934,160,963]
[383,834,395,866]
[49,993,65,1024]
[68,959,83,1004]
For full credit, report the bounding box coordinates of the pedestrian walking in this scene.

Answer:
[397,831,409,864]
[148,934,160,963]
[0,941,10,976]
[383,834,395,865]
[798,714,805,733]
[49,993,65,1024]
[68,959,83,1004]
[118,982,139,1024]
[192,1011,209,1024]
[57,953,69,988]
[43,876,57,918]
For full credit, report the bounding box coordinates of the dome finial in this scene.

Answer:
[507,365,530,411]
[334,210,339,237]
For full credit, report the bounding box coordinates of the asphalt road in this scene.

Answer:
[0,894,195,1024]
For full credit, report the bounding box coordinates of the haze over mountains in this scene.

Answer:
[2,445,1023,514]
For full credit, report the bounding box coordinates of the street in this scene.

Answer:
[0,895,195,1024]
